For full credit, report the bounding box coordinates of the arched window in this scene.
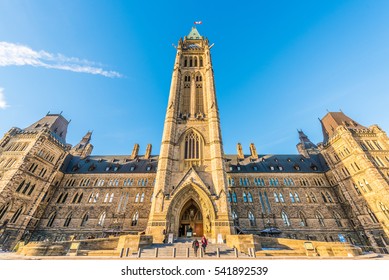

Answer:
[199,56,203,67]
[379,202,389,219]
[243,192,248,203]
[315,211,325,226]
[104,193,110,203]
[184,131,200,159]
[64,212,72,227]
[0,202,10,221]
[184,57,188,67]
[367,206,378,223]
[140,193,145,203]
[289,192,295,203]
[47,212,56,227]
[72,193,79,203]
[131,211,139,226]
[16,180,25,192]
[232,210,239,226]
[109,193,114,203]
[232,192,237,203]
[333,211,342,227]
[77,193,83,203]
[279,193,285,203]
[194,56,198,67]
[248,211,256,226]
[80,213,89,227]
[98,212,106,226]
[227,191,232,202]
[190,57,193,67]
[10,206,23,224]
[294,192,300,203]
[135,193,140,203]
[274,192,279,203]
[299,211,307,227]
[321,192,328,203]
[281,211,290,226]
[61,193,68,203]
[326,192,333,203]
[247,192,253,203]
[310,192,317,203]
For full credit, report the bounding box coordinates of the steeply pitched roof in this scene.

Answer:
[187,27,202,40]
[321,111,366,143]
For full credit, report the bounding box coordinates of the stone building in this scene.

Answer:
[1,27,389,251]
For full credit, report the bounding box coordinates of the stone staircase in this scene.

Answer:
[124,238,250,259]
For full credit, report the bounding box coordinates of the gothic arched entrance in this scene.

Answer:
[178,199,203,238]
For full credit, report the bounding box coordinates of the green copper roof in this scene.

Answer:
[187,27,202,40]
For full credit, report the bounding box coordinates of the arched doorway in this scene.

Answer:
[178,199,203,238]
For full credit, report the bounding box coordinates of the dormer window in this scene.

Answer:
[130,166,135,171]
[294,165,300,171]
[300,158,304,162]
[113,166,119,172]
[229,166,233,171]
[237,166,241,171]
[311,165,318,171]
[146,166,151,171]
[270,166,275,171]
[105,166,110,171]
[253,166,258,171]
[278,166,283,171]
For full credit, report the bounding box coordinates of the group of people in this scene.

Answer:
[191,235,208,257]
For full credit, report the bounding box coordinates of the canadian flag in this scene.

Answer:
[194,21,202,25]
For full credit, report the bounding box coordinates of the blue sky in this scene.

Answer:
[1,0,389,156]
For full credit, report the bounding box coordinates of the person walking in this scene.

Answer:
[201,235,208,254]
[192,239,199,257]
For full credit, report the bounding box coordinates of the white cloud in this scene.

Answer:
[0,88,9,109]
[0,42,122,78]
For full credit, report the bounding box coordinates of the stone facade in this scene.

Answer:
[1,27,389,251]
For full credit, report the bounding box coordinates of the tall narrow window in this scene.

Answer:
[232,192,237,203]
[367,207,378,223]
[10,206,23,224]
[248,211,256,226]
[0,203,10,221]
[47,212,56,227]
[264,191,271,213]
[135,193,140,203]
[131,211,139,226]
[140,193,145,203]
[63,212,72,227]
[258,192,266,213]
[232,210,239,226]
[379,202,389,220]
[281,211,290,226]
[243,192,248,203]
[80,213,89,227]
[299,211,307,227]
[98,212,106,226]
[333,211,342,227]
[247,192,253,203]
[184,131,200,160]
[315,211,325,226]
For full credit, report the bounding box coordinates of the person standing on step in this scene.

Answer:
[201,235,208,254]
[192,239,199,257]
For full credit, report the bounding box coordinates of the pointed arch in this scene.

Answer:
[243,192,248,203]
[248,211,256,226]
[63,212,72,227]
[98,212,106,226]
[299,211,308,227]
[281,211,290,226]
[80,212,89,227]
[247,192,253,203]
[0,202,11,221]
[131,211,139,226]
[315,211,325,226]
[47,211,56,227]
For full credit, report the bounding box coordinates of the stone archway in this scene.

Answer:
[166,183,216,239]
[178,199,203,238]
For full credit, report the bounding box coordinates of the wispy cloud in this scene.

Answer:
[0,42,121,78]
[0,87,9,109]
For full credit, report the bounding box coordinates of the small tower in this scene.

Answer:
[296,130,319,157]
[70,131,93,158]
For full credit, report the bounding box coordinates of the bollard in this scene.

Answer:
[216,247,220,258]
[172,247,176,258]
[186,247,190,258]
[120,248,124,258]
[200,247,204,258]
[137,248,142,258]
[126,248,130,257]
[155,248,158,258]
[234,247,238,258]
[251,248,256,258]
